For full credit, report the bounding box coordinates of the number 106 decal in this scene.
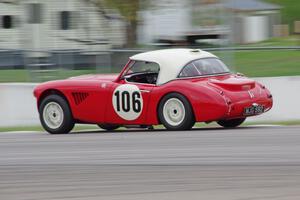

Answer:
[112,84,143,120]
[114,91,141,113]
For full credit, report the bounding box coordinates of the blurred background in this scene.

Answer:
[0,0,299,82]
[1,2,300,199]
[0,0,300,128]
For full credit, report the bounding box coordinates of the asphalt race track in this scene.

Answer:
[1,126,300,200]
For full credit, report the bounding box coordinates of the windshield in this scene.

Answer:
[124,61,160,76]
[178,58,230,78]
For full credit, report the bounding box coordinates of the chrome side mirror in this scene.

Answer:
[236,72,245,77]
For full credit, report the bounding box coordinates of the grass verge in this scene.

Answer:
[0,124,100,133]
[1,121,299,133]
[1,49,300,83]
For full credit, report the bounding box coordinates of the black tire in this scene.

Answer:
[39,94,74,134]
[98,124,120,131]
[158,93,195,130]
[217,118,246,128]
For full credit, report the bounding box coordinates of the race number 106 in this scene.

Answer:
[114,91,142,113]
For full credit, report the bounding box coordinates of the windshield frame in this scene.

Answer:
[177,57,231,79]
[119,60,161,85]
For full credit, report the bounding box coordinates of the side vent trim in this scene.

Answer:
[72,92,89,105]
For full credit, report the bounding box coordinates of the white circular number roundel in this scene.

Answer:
[112,84,143,120]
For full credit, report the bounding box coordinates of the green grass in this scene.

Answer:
[0,126,42,132]
[232,50,300,77]
[1,121,300,133]
[0,124,101,133]
[0,66,123,83]
[212,49,300,77]
[239,36,300,47]
[1,47,300,82]
[195,120,300,128]
[243,120,300,126]
[0,70,31,82]
[0,69,100,83]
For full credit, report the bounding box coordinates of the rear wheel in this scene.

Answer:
[217,118,246,128]
[98,124,120,131]
[158,93,195,130]
[39,94,74,134]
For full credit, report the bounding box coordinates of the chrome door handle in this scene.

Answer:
[140,89,150,93]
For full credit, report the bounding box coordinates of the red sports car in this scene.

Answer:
[34,49,273,134]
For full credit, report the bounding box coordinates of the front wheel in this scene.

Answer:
[39,95,75,134]
[158,93,195,130]
[217,118,246,128]
[98,124,120,131]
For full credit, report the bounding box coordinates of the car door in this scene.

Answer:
[104,60,159,125]
[105,81,154,125]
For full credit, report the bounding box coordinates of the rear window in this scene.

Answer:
[178,58,230,78]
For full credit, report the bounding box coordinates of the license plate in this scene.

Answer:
[244,104,264,116]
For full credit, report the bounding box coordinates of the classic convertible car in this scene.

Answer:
[34,49,273,134]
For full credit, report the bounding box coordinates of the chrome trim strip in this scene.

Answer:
[140,89,150,93]
[175,72,231,80]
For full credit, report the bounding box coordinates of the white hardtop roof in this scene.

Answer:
[130,48,218,85]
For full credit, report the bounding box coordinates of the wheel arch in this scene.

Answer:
[156,91,196,124]
[38,89,75,134]
[37,89,71,110]
[152,81,228,124]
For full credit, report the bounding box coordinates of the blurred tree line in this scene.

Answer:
[95,0,140,47]
[266,0,300,33]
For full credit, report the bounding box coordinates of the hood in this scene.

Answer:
[69,74,119,81]
[34,73,119,98]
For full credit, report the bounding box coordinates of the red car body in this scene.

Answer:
[34,49,273,132]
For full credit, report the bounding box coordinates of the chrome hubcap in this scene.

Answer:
[163,98,185,126]
[43,102,64,129]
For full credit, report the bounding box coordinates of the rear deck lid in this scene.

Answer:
[209,77,255,91]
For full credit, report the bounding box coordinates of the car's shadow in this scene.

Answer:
[69,125,274,135]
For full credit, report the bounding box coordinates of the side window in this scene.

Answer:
[179,58,229,77]
[179,63,200,77]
